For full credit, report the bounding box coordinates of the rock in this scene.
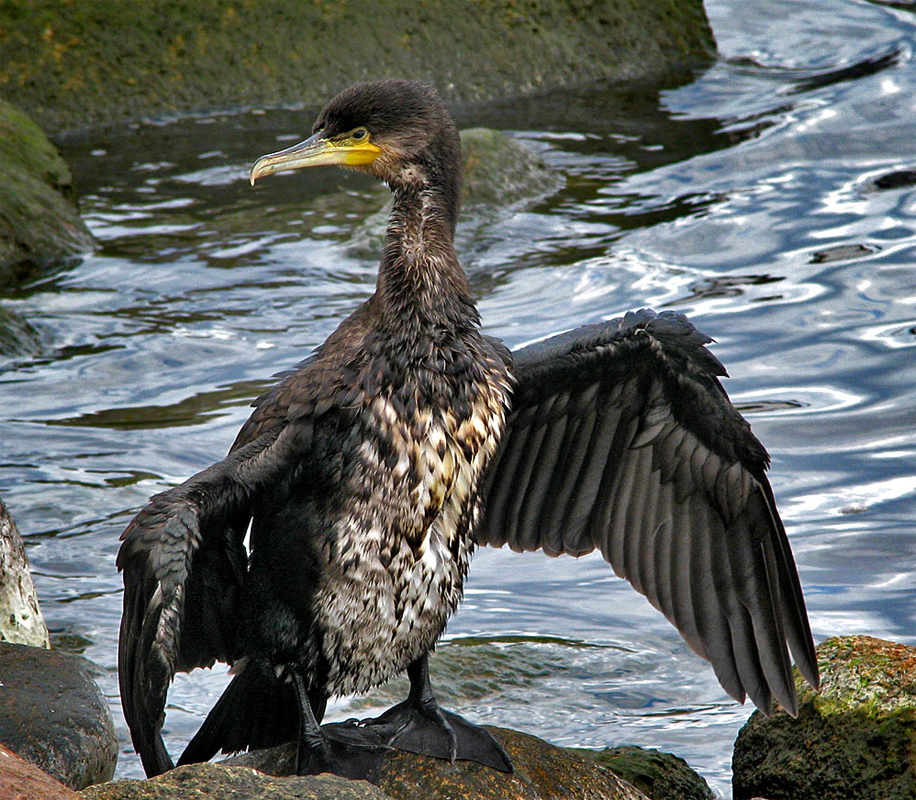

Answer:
[227,727,651,799]
[0,497,49,648]
[0,100,95,279]
[460,128,561,209]
[581,745,714,800]
[0,743,82,800]
[732,635,916,800]
[0,641,117,790]
[0,306,42,359]
[869,169,916,191]
[80,763,393,800]
[0,1,714,133]
[809,243,879,264]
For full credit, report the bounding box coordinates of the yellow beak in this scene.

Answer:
[249,132,382,185]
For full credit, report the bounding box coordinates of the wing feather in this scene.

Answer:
[117,423,306,776]
[542,410,593,543]
[477,309,818,715]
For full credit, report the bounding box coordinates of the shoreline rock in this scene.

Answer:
[0,0,714,135]
[0,498,49,647]
[225,727,652,799]
[732,635,916,800]
[80,764,394,800]
[582,746,715,800]
[0,99,95,278]
[0,641,118,790]
[0,744,82,800]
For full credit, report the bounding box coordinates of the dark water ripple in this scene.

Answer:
[1,0,916,795]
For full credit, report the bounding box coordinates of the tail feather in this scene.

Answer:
[179,664,300,765]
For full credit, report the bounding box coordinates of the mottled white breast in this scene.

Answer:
[314,369,509,697]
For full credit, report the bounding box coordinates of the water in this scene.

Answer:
[2,0,916,795]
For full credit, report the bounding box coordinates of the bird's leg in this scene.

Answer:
[293,672,388,780]
[390,655,458,760]
[293,672,329,775]
[355,654,514,773]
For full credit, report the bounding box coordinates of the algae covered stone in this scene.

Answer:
[0,99,94,279]
[80,763,394,800]
[0,1,714,132]
[733,635,916,800]
[228,727,651,800]
[583,745,714,800]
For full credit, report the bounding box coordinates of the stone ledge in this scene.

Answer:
[0,0,714,134]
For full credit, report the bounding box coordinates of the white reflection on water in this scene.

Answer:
[789,474,916,517]
[731,385,864,415]
[861,319,916,348]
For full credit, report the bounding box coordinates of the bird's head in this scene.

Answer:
[249,80,461,193]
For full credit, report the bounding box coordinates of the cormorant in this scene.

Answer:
[118,79,819,780]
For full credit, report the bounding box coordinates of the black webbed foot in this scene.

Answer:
[350,655,513,773]
[356,698,513,772]
[297,722,390,781]
[292,672,390,781]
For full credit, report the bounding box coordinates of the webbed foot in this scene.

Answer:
[297,723,390,780]
[358,698,513,772]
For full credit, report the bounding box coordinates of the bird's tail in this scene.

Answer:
[178,662,301,766]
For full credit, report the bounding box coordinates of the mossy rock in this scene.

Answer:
[460,128,560,208]
[0,305,41,358]
[732,635,916,800]
[228,727,651,799]
[80,763,393,800]
[581,745,714,800]
[0,99,94,280]
[0,0,714,133]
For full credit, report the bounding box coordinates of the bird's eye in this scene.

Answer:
[351,128,369,141]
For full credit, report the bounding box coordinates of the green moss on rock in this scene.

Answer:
[80,763,394,800]
[460,128,561,208]
[733,635,916,800]
[0,0,714,133]
[228,727,651,799]
[0,305,41,358]
[0,99,94,277]
[581,745,714,800]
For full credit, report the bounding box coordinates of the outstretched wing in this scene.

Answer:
[117,423,302,776]
[477,309,818,714]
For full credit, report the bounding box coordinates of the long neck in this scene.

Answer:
[375,179,479,337]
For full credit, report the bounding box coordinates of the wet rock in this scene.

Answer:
[0,99,94,281]
[732,635,916,800]
[0,743,81,800]
[0,641,117,790]
[870,169,916,191]
[0,1,714,133]
[80,763,393,800]
[227,727,651,799]
[809,243,879,264]
[0,306,42,359]
[582,745,714,800]
[460,128,561,209]
[0,497,49,647]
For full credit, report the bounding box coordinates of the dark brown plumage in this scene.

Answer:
[118,80,818,781]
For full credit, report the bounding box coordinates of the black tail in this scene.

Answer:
[178,663,306,765]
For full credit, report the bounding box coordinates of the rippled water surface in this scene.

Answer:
[3,1,916,795]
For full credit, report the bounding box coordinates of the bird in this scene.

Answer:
[117,79,819,781]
